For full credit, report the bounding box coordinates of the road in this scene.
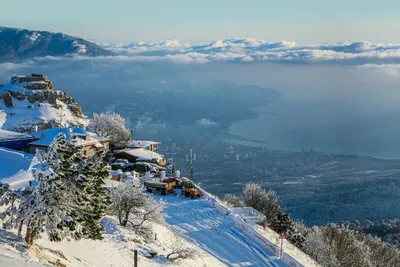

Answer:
[162,194,290,267]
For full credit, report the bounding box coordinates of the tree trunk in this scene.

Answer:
[25,227,36,246]
[118,210,123,225]
[121,210,130,227]
[17,219,24,238]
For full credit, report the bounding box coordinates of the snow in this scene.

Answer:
[27,32,40,42]
[158,193,291,266]
[0,215,224,267]
[0,179,316,266]
[116,148,164,160]
[0,129,33,141]
[0,148,34,189]
[72,41,87,54]
[0,97,88,132]
[30,127,109,147]
[128,140,161,148]
[252,225,319,267]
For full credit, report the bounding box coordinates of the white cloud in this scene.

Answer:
[100,39,400,65]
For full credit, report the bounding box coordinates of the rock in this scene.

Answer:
[47,91,58,105]
[10,91,26,101]
[70,104,82,117]
[27,93,37,103]
[36,92,46,102]
[2,91,13,107]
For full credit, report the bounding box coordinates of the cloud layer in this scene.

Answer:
[102,38,400,64]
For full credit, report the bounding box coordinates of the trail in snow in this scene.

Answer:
[161,194,289,267]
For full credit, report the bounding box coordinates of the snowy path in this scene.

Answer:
[161,195,290,267]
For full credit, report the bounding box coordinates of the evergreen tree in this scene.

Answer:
[80,150,111,240]
[14,133,111,245]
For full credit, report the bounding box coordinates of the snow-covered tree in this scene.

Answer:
[13,133,110,246]
[89,112,131,149]
[242,183,280,222]
[303,225,374,267]
[166,233,197,261]
[80,151,112,240]
[224,193,245,207]
[109,181,165,238]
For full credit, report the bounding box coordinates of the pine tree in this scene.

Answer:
[18,135,65,245]
[80,150,111,240]
[47,133,88,241]
[271,210,293,234]
[14,132,111,245]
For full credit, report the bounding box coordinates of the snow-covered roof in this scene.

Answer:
[29,127,110,147]
[116,148,164,160]
[127,140,161,148]
[0,129,34,141]
[0,148,34,189]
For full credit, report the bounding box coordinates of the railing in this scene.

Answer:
[192,182,304,267]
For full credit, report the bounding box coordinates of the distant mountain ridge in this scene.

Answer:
[0,26,115,62]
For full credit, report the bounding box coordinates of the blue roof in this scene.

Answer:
[29,127,109,147]
[30,127,87,146]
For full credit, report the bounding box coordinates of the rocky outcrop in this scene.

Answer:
[2,91,13,107]
[21,80,54,90]
[46,91,58,105]
[70,104,83,117]
[10,91,26,101]
[0,75,88,133]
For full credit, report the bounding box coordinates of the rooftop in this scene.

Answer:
[116,148,164,160]
[127,140,161,148]
[30,127,110,147]
[0,129,34,142]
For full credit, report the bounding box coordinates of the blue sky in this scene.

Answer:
[2,0,400,43]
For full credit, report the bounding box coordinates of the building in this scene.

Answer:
[114,148,166,166]
[0,129,37,150]
[28,127,111,156]
[127,140,161,152]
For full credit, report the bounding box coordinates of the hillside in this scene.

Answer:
[0,189,316,267]
[0,26,115,62]
[0,74,89,132]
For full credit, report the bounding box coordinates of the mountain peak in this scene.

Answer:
[0,26,115,63]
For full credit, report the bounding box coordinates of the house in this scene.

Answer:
[127,140,161,152]
[114,148,166,166]
[28,127,111,156]
[0,129,37,151]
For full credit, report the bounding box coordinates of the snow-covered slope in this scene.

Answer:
[0,215,225,267]
[0,148,33,189]
[161,196,289,266]
[0,186,317,267]
[0,79,89,132]
[0,26,115,63]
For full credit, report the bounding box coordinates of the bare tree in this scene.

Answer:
[109,182,165,238]
[166,233,197,261]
